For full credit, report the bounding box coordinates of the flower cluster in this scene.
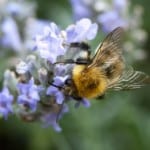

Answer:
[0,0,49,53]
[70,0,147,62]
[0,0,36,52]
[0,18,97,132]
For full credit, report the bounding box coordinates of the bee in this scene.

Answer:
[54,27,150,101]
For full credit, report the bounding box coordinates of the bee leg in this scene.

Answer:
[96,94,105,100]
[54,58,90,65]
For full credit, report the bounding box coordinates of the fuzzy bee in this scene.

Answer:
[54,27,150,101]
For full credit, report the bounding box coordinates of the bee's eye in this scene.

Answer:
[65,78,73,86]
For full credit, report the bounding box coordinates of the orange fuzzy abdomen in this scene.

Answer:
[72,65,108,99]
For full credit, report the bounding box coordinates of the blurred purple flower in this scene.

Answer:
[66,18,98,43]
[70,0,92,20]
[25,19,50,49]
[26,19,50,37]
[69,0,128,33]
[41,113,62,132]
[47,86,64,104]
[1,17,22,51]
[5,1,35,18]
[97,11,127,33]
[0,87,13,119]
[41,104,68,132]
[113,0,128,11]
[17,78,40,112]
[97,0,128,33]
[54,64,68,76]
[6,2,23,16]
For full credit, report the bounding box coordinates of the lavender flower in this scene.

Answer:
[0,87,13,119]
[34,23,65,63]
[5,1,36,18]
[70,0,92,20]
[25,19,50,49]
[34,18,98,64]
[75,98,91,108]
[6,2,24,16]
[113,0,128,11]
[47,76,68,104]
[97,0,128,32]
[54,64,68,76]
[69,0,128,32]
[98,10,127,33]
[1,17,22,51]
[40,103,68,132]
[66,18,98,42]
[17,78,40,112]
[0,0,36,52]
[41,113,62,132]
[0,18,99,131]
[41,103,69,132]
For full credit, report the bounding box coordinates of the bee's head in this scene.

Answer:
[63,77,81,100]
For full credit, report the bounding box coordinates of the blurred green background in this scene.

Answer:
[0,0,150,150]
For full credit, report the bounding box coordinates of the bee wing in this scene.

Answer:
[87,27,125,83]
[108,67,150,90]
[87,27,124,69]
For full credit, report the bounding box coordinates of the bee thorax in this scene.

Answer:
[72,65,107,99]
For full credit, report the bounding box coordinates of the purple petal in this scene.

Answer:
[113,0,128,11]
[86,23,98,40]
[81,98,91,108]
[66,18,98,42]
[53,76,68,86]
[46,86,58,95]
[17,78,40,112]
[55,91,64,104]
[70,0,92,20]
[74,98,90,108]
[1,17,22,51]
[41,113,62,132]
[98,11,127,33]
[0,87,14,119]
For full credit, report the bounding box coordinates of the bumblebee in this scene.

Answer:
[55,27,150,101]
